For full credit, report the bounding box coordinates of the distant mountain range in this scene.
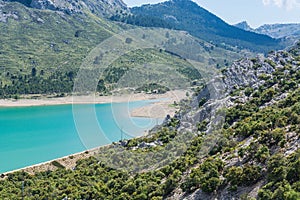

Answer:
[234,21,300,40]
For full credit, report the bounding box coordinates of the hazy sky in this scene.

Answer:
[123,0,300,28]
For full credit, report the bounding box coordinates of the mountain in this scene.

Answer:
[234,21,253,32]
[171,41,300,199]
[1,42,299,200]
[0,0,250,98]
[128,0,282,53]
[0,0,127,96]
[3,0,128,17]
[234,21,300,40]
[255,23,300,39]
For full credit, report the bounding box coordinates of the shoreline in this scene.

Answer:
[0,90,186,107]
[0,90,186,118]
[0,90,187,176]
[1,145,105,176]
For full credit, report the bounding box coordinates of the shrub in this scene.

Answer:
[51,161,65,169]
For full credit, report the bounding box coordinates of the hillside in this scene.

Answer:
[0,43,299,200]
[0,0,299,199]
[128,0,282,53]
[0,0,254,98]
[0,0,125,95]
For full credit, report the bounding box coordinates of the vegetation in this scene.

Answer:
[0,43,202,97]
[0,1,299,199]
[0,46,299,199]
[0,1,249,97]
[129,0,282,53]
[135,83,170,94]
[110,13,173,29]
[0,1,116,97]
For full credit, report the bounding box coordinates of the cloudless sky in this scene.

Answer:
[123,0,300,28]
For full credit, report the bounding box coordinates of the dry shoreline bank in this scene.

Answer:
[0,90,186,118]
[1,146,103,176]
[0,90,185,107]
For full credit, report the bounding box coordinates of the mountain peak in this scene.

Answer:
[168,0,205,9]
[168,0,193,3]
[171,0,194,3]
[234,21,253,31]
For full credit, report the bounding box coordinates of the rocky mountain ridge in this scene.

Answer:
[234,21,300,41]
[177,47,287,134]
[2,0,128,16]
[256,23,300,39]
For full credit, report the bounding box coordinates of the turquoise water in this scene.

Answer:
[0,100,162,173]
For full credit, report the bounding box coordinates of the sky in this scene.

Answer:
[123,0,300,28]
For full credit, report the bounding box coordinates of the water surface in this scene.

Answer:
[0,100,162,173]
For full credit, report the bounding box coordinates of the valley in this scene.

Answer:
[0,0,299,199]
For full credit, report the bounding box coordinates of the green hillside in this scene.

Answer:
[128,0,283,53]
[0,1,247,98]
[0,1,120,94]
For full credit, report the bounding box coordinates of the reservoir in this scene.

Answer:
[0,100,162,173]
